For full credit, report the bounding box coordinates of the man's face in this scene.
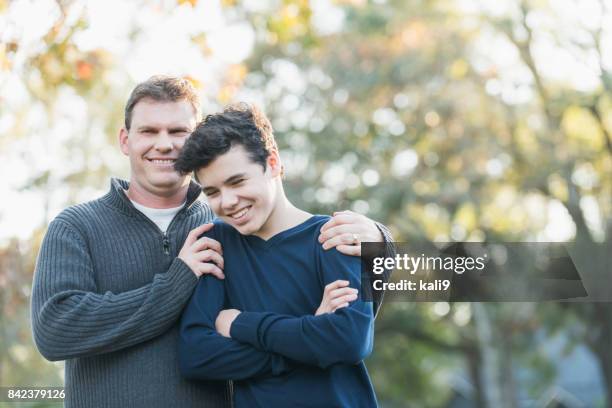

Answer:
[196,145,280,236]
[119,99,197,197]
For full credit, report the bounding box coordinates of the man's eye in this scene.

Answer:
[206,191,220,197]
[232,179,245,185]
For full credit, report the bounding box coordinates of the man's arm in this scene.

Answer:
[178,275,292,381]
[318,210,395,315]
[31,220,217,361]
[226,247,374,370]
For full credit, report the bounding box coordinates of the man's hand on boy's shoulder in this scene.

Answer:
[178,223,225,279]
[318,210,384,256]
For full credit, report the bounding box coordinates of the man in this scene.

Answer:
[31,76,391,407]
[176,103,378,407]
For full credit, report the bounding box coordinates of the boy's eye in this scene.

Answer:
[206,191,219,197]
[232,179,245,185]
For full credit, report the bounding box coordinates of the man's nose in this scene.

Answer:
[154,131,173,152]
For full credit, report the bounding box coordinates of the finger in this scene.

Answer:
[331,302,351,312]
[322,233,359,250]
[324,280,350,292]
[192,236,223,254]
[320,211,358,232]
[329,287,358,299]
[319,224,356,244]
[186,223,214,245]
[331,293,358,306]
[197,249,225,269]
[199,263,225,280]
[320,213,359,237]
[335,244,360,256]
[331,212,358,225]
[332,210,354,217]
[319,217,337,234]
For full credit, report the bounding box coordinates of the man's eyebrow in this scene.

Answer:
[169,126,191,132]
[136,125,158,132]
[135,125,191,132]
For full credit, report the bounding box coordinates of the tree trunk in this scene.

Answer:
[473,303,504,408]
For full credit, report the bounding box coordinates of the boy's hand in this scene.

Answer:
[318,210,383,256]
[315,280,358,315]
[216,309,241,337]
[178,223,225,279]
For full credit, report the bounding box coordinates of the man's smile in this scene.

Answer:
[146,158,177,167]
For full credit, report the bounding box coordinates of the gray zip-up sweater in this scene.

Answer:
[31,178,230,408]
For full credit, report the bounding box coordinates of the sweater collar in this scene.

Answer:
[103,178,203,216]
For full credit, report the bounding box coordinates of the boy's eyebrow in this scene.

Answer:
[224,173,247,184]
[202,185,217,194]
[201,173,247,194]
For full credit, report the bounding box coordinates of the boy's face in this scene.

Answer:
[196,145,280,236]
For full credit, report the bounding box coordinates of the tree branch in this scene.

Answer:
[587,102,612,157]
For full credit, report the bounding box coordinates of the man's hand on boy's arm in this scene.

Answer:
[318,210,385,256]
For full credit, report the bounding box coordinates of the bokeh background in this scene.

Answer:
[1,0,611,407]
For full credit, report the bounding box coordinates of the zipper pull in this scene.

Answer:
[162,236,170,255]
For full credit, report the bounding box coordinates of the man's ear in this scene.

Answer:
[119,128,129,156]
[267,150,282,177]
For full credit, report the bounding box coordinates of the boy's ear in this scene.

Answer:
[267,150,282,177]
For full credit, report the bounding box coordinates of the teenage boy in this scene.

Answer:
[31,76,388,408]
[176,103,378,407]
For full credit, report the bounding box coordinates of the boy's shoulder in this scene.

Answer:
[307,214,331,227]
[208,215,331,242]
[206,218,234,241]
[292,214,330,232]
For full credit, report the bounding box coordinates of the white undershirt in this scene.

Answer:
[130,200,186,233]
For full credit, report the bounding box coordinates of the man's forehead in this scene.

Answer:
[131,98,197,126]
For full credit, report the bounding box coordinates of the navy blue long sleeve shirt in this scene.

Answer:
[179,215,378,407]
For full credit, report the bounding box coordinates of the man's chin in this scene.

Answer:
[149,175,186,188]
[144,179,187,196]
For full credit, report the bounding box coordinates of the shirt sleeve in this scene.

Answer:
[372,221,395,317]
[178,274,293,381]
[229,246,374,369]
[31,219,199,361]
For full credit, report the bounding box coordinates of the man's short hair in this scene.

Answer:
[175,102,278,175]
[124,75,200,130]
